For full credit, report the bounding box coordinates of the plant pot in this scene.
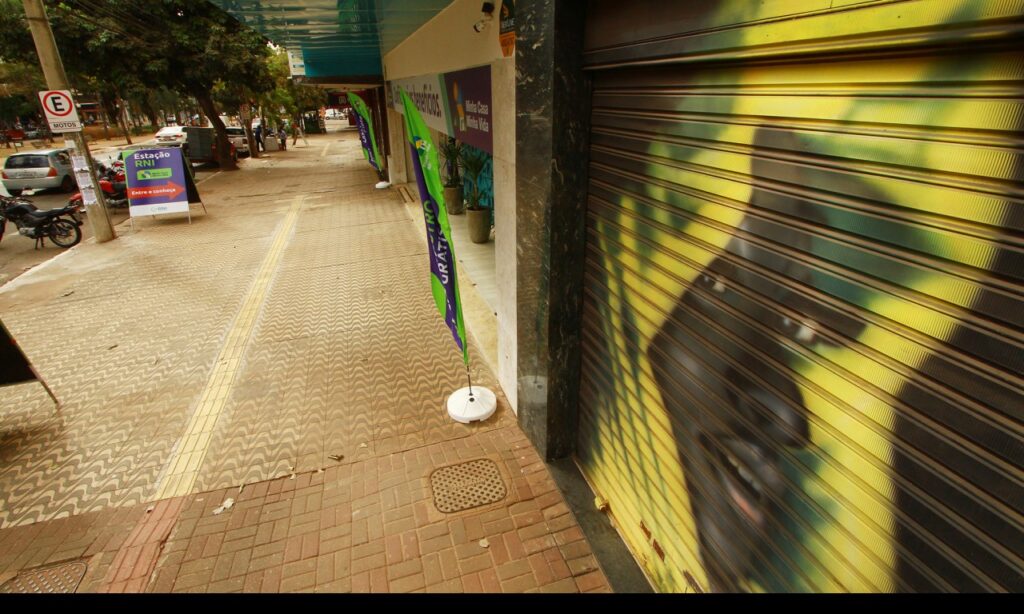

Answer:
[444,185,464,215]
[467,208,491,243]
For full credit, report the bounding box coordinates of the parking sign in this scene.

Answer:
[38,90,83,132]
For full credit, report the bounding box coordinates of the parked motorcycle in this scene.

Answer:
[68,161,129,209]
[0,195,83,249]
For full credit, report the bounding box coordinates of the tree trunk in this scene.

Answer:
[240,103,259,159]
[194,89,237,171]
[100,92,117,139]
[143,94,160,129]
[116,97,132,145]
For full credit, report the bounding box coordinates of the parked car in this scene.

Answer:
[155,125,187,145]
[224,126,250,157]
[1,149,76,195]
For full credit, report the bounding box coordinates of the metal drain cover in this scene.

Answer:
[0,560,88,593]
[430,459,507,513]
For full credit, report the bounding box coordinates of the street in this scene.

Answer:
[1,137,222,286]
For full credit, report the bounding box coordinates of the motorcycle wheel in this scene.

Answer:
[60,175,75,193]
[49,218,81,248]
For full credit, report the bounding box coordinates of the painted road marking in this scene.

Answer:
[320,141,331,157]
[152,196,303,500]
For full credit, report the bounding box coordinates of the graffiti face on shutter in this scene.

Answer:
[578,1,1024,593]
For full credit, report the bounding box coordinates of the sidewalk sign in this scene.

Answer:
[400,89,496,424]
[1,319,59,407]
[37,89,82,133]
[124,147,205,225]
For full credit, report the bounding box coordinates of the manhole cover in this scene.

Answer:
[430,458,507,513]
[0,560,88,593]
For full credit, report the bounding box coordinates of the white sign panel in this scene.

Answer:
[38,90,82,132]
[286,49,306,77]
[389,74,451,135]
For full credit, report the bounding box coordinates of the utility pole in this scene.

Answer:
[21,0,115,243]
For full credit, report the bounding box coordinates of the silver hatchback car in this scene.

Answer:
[1,149,76,195]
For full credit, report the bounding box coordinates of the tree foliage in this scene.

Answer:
[255,49,326,128]
[0,0,277,168]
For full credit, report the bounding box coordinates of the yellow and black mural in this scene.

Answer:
[577,0,1023,592]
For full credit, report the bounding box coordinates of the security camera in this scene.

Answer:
[474,2,495,32]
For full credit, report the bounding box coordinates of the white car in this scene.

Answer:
[1,149,76,195]
[224,127,251,157]
[155,125,187,145]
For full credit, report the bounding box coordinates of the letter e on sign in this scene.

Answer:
[38,90,83,133]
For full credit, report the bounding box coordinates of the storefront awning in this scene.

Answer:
[211,0,453,85]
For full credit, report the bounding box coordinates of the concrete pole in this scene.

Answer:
[21,0,116,242]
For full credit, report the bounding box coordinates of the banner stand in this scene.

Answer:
[30,362,60,409]
[1,319,59,410]
[399,88,496,425]
[125,147,206,230]
[447,387,497,423]
[446,364,496,423]
[130,199,207,232]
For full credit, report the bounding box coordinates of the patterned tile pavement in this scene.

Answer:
[0,131,611,592]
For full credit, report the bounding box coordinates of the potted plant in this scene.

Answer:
[459,147,491,244]
[439,137,464,215]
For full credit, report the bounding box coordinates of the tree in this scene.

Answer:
[256,49,326,130]
[143,0,272,169]
[0,60,45,125]
[0,0,275,169]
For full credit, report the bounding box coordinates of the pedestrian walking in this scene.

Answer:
[253,122,264,152]
[292,121,308,147]
[277,125,287,151]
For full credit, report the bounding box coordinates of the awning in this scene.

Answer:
[211,0,453,87]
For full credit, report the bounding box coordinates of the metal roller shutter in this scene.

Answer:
[575,0,1024,593]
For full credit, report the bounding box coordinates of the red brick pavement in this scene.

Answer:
[0,425,611,593]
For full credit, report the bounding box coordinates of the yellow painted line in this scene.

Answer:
[320,141,331,157]
[152,196,303,500]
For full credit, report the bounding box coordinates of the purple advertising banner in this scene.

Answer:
[125,148,190,217]
[443,65,492,154]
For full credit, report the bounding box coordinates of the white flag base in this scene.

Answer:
[375,181,391,189]
[447,386,497,424]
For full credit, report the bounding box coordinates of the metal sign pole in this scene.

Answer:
[22,0,115,243]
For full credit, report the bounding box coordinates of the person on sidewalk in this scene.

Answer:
[253,123,264,152]
[277,125,287,151]
[292,121,308,147]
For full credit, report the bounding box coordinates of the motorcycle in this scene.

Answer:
[68,161,129,209]
[0,195,83,249]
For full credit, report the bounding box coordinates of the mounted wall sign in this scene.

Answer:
[389,65,493,154]
[499,0,515,57]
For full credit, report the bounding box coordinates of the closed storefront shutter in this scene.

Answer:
[575,0,1024,592]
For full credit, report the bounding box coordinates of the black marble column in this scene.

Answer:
[515,0,591,460]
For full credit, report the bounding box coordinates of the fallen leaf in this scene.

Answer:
[212,497,235,515]
[479,539,489,548]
